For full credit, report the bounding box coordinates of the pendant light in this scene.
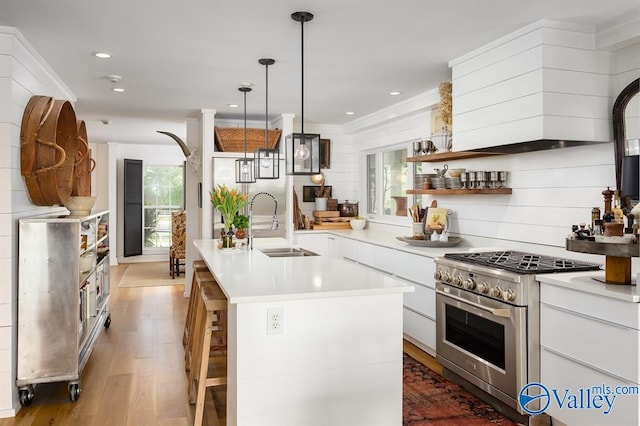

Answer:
[255,58,280,179]
[235,86,256,183]
[286,11,320,175]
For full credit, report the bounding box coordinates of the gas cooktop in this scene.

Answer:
[443,250,602,274]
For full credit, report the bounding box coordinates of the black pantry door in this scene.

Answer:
[123,159,143,257]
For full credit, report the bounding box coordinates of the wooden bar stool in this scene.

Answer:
[183,260,211,347]
[184,268,218,370]
[188,279,228,426]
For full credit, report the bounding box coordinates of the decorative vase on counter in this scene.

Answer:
[315,197,328,211]
[431,126,452,152]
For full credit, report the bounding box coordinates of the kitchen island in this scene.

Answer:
[194,238,414,426]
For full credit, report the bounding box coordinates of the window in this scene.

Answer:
[143,165,184,248]
[366,146,410,219]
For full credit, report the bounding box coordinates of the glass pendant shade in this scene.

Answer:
[255,148,280,179]
[286,132,320,175]
[235,86,256,183]
[286,11,321,176]
[236,158,255,183]
[255,58,280,179]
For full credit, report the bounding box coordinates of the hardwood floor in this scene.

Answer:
[1,264,441,426]
[1,264,193,426]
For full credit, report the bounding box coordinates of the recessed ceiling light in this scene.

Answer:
[346,111,356,115]
[389,91,402,96]
[227,104,239,108]
[93,52,111,59]
[112,87,125,92]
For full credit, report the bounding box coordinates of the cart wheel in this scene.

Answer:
[19,386,34,407]
[68,383,81,402]
[104,314,111,329]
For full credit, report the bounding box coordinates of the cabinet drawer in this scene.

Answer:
[403,308,436,354]
[541,283,640,329]
[394,252,435,288]
[541,347,639,425]
[339,237,358,262]
[541,303,639,383]
[403,281,435,319]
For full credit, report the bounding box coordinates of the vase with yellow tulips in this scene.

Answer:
[210,184,248,248]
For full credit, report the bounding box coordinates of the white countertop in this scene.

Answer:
[536,270,640,303]
[194,238,414,304]
[299,228,608,263]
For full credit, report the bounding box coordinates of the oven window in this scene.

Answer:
[445,304,505,369]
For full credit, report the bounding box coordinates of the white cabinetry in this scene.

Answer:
[17,211,111,406]
[540,283,639,425]
[340,235,436,354]
[294,232,437,354]
[294,233,329,256]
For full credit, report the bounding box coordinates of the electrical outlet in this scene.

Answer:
[267,307,283,335]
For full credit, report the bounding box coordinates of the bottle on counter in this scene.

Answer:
[612,191,624,224]
[593,219,603,235]
[591,207,600,230]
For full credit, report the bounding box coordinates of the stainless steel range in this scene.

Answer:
[434,251,601,416]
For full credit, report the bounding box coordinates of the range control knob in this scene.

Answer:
[462,278,476,290]
[491,286,503,299]
[442,272,452,283]
[477,282,489,294]
[434,270,442,281]
[503,288,516,302]
[452,275,463,286]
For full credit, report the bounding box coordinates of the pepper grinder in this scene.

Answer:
[602,187,614,215]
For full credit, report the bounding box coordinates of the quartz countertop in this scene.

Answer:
[297,228,607,263]
[536,270,640,303]
[194,238,413,304]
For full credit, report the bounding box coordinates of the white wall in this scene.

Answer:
[344,36,639,250]
[0,26,76,416]
[292,124,357,219]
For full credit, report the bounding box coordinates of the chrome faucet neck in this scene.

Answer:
[248,192,279,250]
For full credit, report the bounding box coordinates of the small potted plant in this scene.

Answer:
[233,214,249,239]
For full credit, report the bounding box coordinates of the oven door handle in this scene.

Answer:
[436,288,512,318]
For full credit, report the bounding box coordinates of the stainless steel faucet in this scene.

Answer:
[248,192,279,249]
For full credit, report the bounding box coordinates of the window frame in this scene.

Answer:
[362,142,416,225]
[142,164,185,252]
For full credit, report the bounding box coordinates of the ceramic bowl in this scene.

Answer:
[79,252,95,273]
[65,196,97,216]
[447,168,466,178]
[350,218,366,230]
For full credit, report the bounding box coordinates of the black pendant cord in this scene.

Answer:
[292,11,313,142]
[243,89,247,161]
[265,62,269,153]
[238,86,252,162]
[300,17,304,139]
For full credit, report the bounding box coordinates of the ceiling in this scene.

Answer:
[2,1,639,145]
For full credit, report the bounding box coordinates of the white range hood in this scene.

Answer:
[449,19,613,153]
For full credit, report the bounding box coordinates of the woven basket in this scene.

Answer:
[214,127,281,152]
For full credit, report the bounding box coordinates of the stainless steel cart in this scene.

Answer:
[16,211,111,405]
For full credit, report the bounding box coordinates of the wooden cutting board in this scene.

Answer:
[312,222,352,230]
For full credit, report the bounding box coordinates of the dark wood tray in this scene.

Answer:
[566,239,638,257]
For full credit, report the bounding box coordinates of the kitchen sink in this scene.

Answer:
[259,247,319,258]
